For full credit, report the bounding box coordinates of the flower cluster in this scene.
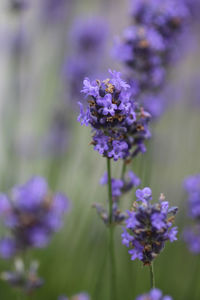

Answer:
[1,259,43,294]
[58,293,90,300]
[114,25,166,92]
[0,176,69,258]
[100,170,140,198]
[122,187,178,265]
[135,288,173,300]
[78,70,151,161]
[115,0,190,119]
[131,0,189,41]
[183,174,200,253]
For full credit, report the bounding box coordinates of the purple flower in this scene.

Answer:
[136,288,173,300]
[109,69,130,91]
[121,229,134,247]
[12,176,48,212]
[125,211,140,229]
[100,170,140,199]
[100,173,124,197]
[81,78,99,98]
[122,188,178,265]
[151,213,166,230]
[129,247,143,261]
[136,187,152,203]
[108,140,129,161]
[0,177,70,257]
[168,227,178,242]
[100,94,117,116]
[93,134,109,155]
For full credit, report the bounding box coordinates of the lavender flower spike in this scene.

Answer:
[78,70,151,161]
[122,187,178,265]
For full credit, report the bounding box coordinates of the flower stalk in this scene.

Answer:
[107,158,117,300]
[149,263,155,289]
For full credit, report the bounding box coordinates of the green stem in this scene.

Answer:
[106,158,117,300]
[121,160,127,180]
[107,158,113,224]
[149,263,155,289]
[109,226,117,300]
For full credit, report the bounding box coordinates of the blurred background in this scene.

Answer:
[0,0,200,299]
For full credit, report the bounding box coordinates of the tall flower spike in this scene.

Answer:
[122,187,178,265]
[114,24,166,91]
[78,70,151,161]
[0,176,70,258]
[131,0,189,40]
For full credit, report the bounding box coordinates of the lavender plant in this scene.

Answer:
[78,70,151,299]
[122,187,178,288]
[114,0,190,119]
[0,176,69,295]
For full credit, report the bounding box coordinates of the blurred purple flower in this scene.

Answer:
[0,176,70,257]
